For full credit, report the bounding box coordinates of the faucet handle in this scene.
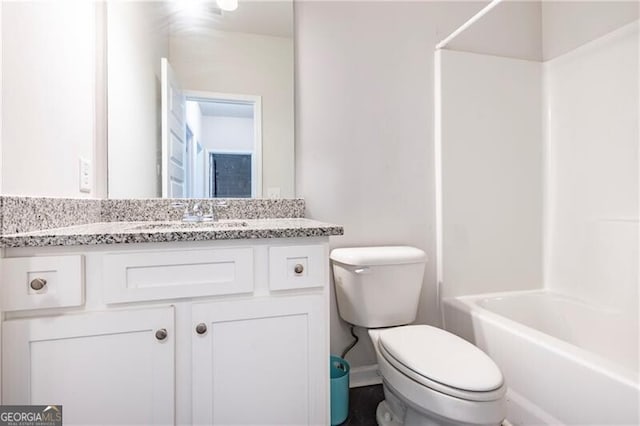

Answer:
[192,202,203,216]
[201,200,227,222]
[200,205,215,222]
[171,201,191,220]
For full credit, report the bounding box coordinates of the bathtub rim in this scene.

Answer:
[442,289,640,390]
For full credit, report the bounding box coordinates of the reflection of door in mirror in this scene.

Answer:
[161,58,187,198]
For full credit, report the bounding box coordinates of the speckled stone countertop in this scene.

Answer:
[0,196,307,235]
[0,218,344,248]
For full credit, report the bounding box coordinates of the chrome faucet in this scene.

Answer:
[171,201,227,222]
[191,202,204,219]
[183,201,213,222]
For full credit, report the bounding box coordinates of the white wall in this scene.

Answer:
[0,2,3,397]
[437,50,543,299]
[449,0,543,61]
[1,1,96,197]
[107,2,169,198]
[170,29,294,198]
[542,1,639,60]
[446,0,639,62]
[296,1,506,368]
[0,1,3,196]
[544,22,639,319]
[201,116,254,153]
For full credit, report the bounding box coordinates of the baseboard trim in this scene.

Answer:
[350,364,382,388]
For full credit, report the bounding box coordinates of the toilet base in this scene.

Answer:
[376,398,465,426]
[376,400,403,426]
[376,381,503,426]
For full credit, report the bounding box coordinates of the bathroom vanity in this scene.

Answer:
[0,199,342,425]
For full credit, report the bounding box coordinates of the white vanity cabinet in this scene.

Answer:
[2,306,175,425]
[1,238,330,426]
[191,296,326,425]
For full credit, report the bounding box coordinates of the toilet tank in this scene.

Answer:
[330,246,427,328]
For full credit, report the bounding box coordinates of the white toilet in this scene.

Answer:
[330,246,506,426]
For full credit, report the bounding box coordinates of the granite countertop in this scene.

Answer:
[0,218,344,248]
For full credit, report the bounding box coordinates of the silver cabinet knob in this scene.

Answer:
[294,264,304,274]
[155,328,168,341]
[195,323,207,335]
[30,278,47,291]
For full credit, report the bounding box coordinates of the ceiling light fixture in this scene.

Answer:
[216,0,238,12]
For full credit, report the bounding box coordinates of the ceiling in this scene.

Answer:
[168,0,293,39]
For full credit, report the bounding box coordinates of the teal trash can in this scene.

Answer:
[330,355,350,425]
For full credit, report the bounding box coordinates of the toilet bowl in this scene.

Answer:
[330,246,506,426]
[370,326,506,426]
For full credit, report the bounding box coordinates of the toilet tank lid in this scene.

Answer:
[330,246,426,266]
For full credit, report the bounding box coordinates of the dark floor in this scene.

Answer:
[338,384,385,426]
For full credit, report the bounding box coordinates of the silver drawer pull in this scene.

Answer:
[155,328,168,341]
[195,323,208,335]
[294,264,304,274]
[30,278,47,291]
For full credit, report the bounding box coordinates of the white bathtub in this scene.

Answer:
[443,290,639,425]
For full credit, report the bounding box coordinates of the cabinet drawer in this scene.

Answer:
[269,245,326,291]
[103,248,254,303]
[1,255,84,311]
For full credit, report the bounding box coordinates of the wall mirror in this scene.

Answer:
[106,0,294,199]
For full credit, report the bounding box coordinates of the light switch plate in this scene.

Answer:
[79,157,91,193]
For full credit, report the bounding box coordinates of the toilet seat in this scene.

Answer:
[378,325,506,402]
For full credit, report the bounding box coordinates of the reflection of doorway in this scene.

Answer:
[161,58,268,199]
[184,91,262,198]
[210,153,252,198]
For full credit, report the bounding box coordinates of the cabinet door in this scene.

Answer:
[2,307,175,425]
[192,296,327,426]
